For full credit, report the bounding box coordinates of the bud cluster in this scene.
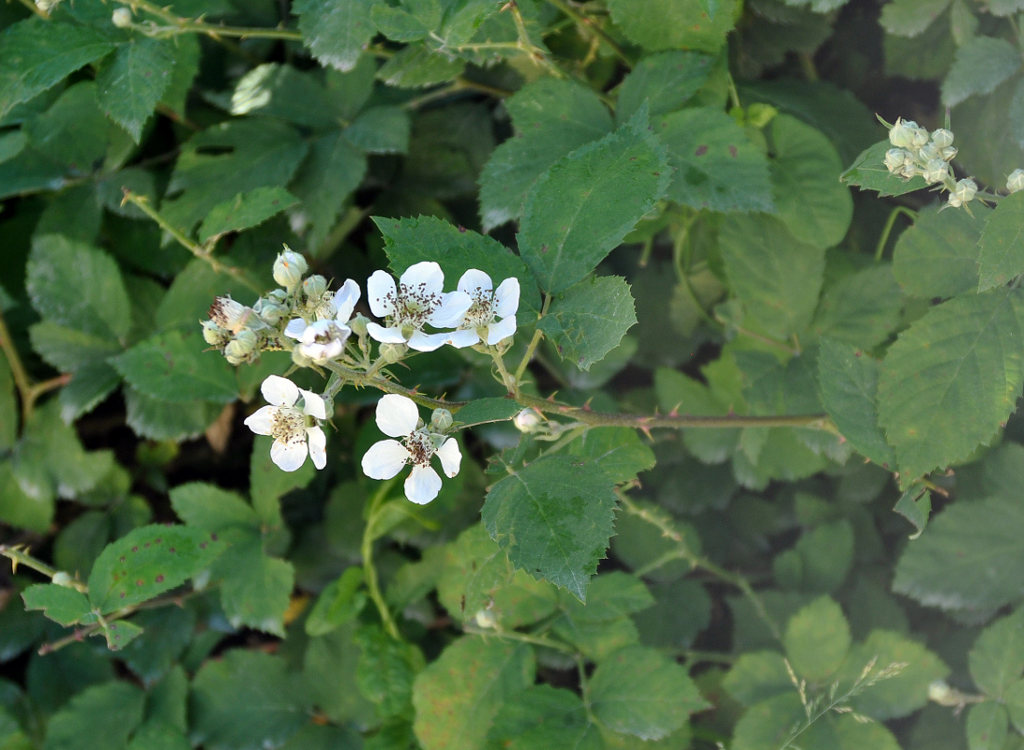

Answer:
[884,119,960,201]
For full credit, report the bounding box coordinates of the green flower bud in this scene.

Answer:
[291,347,313,368]
[379,342,407,363]
[273,248,307,291]
[430,408,454,433]
[888,118,919,149]
[253,297,287,326]
[514,408,543,433]
[202,320,230,347]
[948,178,977,208]
[266,288,288,305]
[349,313,369,338]
[1007,168,1024,193]
[927,680,952,704]
[940,146,957,162]
[224,328,258,365]
[922,158,950,185]
[473,609,497,628]
[884,148,908,173]
[52,571,74,587]
[931,128,954,148]
[111,6,132,26]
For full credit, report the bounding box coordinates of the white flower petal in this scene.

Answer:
[428,290,472,328]
[493,277,520,318]
[284,318,307,340]
[486,315,517,346]
[405,464,442,504]
[458,269,493,297]
[333,279,361,323]
[445,328,480,348]
[401,261,444,296]
[366,322,407,344]
[367,271,397,317]
[376,394,419,437]
[306,426,327,470]
[243,405,278,436]
[361,439,410,479]
[300,389,327,420]
[271,439,308,472]
[436,438,462,478]
[261,375,299,407]
[408,330,449,352]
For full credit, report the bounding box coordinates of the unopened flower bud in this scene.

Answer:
[224,328,259,364]
[897,163,919,180]
[928,680,952,704]
[209,296,252,333]
[514,408,543,433]
[931,128,954,148]
[273,248,307,291]
[253,297,287,326]
[1007,168,1024,193]
[111,7,132,27]
[302,274,328,301]
[291,347,313,368]
[430,408,454,433]
[918,142,939,161]
[888,118,919,149]
[349,313,369,338]
[922,159,950,185]
[948,178,977,208]
[474,609,497,628]
[910,126,929,148]
[379,342,407,364]
[52,571,73,587]
[940,146,957,162]
[202,319,230,347]
[884,148,907,173]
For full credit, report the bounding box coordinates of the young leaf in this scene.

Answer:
[95,37,176,143]
[293,0,378,72]
[783,595,851,682]
[21,584,93,627]
[589,645,708,740]
[877,288,1024,482]
[518,108,670,295]
[482,455,618,601]
[538,275,637,371]
[840,140,928,197]
[977,191,1024,291]
[87,524,225,613]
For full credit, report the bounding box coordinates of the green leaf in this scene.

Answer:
[160,34,199,119]
[967,702,1009,750]
[840,139,929,197]
[834,714,903,750]
[96,38,176,142]
[86,524,225,613]
[294,0,378,72]
[783,595,851,682]
[250,436,315,527]
[518,108,670,295]
[306,567,366,636]
[124,387,221,441]
[1006,679,1024,733]
[880,0,951,36]
[538,275,637,371]
[453,397,521,427]
[373,214,539,313]
[719,214,825,339]
[411,637,533,750]
[290,133,367,254]
[969,607,1024,698]
[0,130,27,164]
[479,79,612,231]
[0,461,52,532]
[197,187,298,244]
[377,46,465,88]
[723,651,793,706]
[978,191,1024,291]
[565,428,656,485]
[893,486,931,539]
[818,339,896,467]
[119,607,196,685]
[192,650,312,750]
[29,321,120,372]
[892,202,985,298]
[551,572,653,660]
[589,645,708,740]
[169,482,259,531]
[25,81,116,170]
[112,330,238,404]
[229,63,338,129]
[731,693,806,750]
[812,265,903,350]
[482,454,618,601]
[769,114,853,249]
[43,681,144,750]
[942,36,1022,107]
[0,19,116,118]
[127,721,193,750]
[616,50,715,123]
[26,235,131,342]
[101,619,144,651]
[894,494,1024,611]
[355,625,424,718]
[345,106,409,154]
[606,0,737,53]
[840,630,948,719]
[487,686,602,750]
[877,288,1024,481]
[655,107,774,213]
[21,584,93,627]
[779,519,855,593]
[214,533,294,637]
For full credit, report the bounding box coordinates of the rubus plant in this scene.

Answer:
[6,0,1024,748]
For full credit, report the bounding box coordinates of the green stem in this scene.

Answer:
[120,0,303,40]
[513,294,551,385]
[541,0,631,65]
[362,480,401,640]
[726,73,742,110]
[490,349,517,394]
[0,309,34,426]
[874,205,917,261]
[0,545,88,593]
[463,624,576,653]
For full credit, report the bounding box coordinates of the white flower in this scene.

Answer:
[244,375,327,472]
[365,262,471,352]
[361,394,461,504]
[445,270,519,348]
[284,279,360,362]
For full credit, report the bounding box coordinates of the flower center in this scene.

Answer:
[271,407,306,445]
[461,290,494,329]
[390,282,440,328]
[404,429,436,467]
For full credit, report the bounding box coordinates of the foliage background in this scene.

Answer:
[2,0,1024,748]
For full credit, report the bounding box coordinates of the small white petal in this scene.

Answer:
[300,389,327,420]
[493,277,520,318]
[428,290,472,328]
[486,315,517,345]
[306,426,327,470]
[332,279,361,323]
[284,318,307,340]
[376,394,420,437]
[436,438,462,478]
[271,439,308,472]
[261,375,299,407]
[362,439,410,479]
[367,271,397,317]
[408,330,449,352]
[366,322,407,344]
[458,269,493,297]
[405,464,442,504]
[401,261,444,296]
[445,329,480,349]
[243,405,278,436]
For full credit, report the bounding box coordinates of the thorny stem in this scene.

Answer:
[117,0,303,41]
[874,205,917,261]
[362,480,401,640]
[1,546,87,592]
[541,0,631,65]
[507,0,566,79]
[463,624,575,653]
[513,294,552,386]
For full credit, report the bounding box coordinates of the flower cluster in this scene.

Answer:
[215,249,518,502]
